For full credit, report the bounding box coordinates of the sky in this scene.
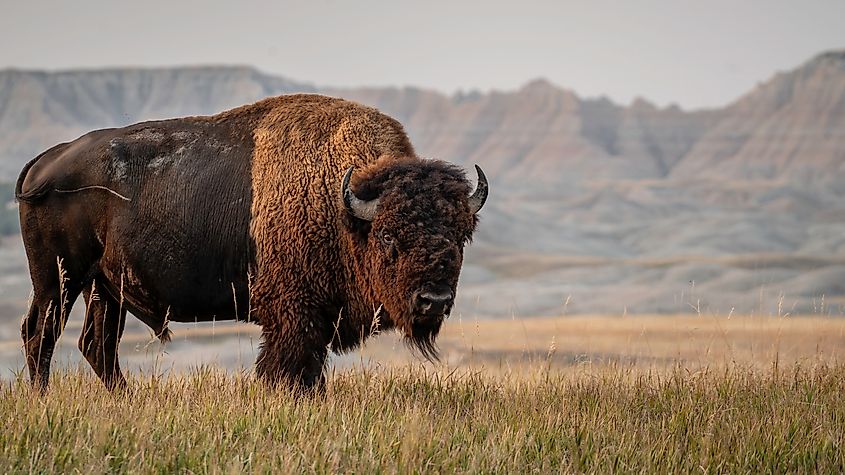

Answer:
[1,0,843,109]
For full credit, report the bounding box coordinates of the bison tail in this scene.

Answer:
[15,152,51,203]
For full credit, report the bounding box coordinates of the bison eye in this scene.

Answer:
[379,231,398,259]
[379,231,394,245]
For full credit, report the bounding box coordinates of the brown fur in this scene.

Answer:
[17,94,485,391]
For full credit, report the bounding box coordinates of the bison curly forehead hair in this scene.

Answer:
[342,157,487,360]
[344,157,483,229]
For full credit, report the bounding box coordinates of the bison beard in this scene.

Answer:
[16,94,487,392]
[408,317,444,362]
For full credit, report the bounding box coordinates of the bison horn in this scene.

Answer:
[341,167,379,221]
[468,165,488,214]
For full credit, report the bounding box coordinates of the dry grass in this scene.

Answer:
[2,315,844,473]
[86,313,845,372]
[351,314,845,374]
[1,363,844,473]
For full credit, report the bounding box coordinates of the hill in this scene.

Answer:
[0,52,844,318]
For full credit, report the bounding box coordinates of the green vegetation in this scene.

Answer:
[1,363,843,473]
[0,182,18,236]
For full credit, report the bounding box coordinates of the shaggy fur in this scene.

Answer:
[16,94,485,391]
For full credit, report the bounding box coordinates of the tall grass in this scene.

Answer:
[1,362,843,473]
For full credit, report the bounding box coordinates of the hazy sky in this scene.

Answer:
[2,0,843,109]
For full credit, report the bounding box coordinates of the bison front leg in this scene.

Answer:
[255,318,328,392]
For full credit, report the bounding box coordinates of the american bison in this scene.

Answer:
[16,94,488,391]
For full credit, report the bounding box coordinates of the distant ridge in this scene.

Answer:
[2,51,844,185]
[2,52,845,316]
[669,50,845,182]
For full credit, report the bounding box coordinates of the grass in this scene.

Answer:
[0,361,843,473]
[36,313,843,376]
[1,314,844,473]
[353,314,845,372]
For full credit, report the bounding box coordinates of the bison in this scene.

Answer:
[16,94,487,391]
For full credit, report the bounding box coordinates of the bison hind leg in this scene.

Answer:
[20,260,86,391]
[78,281,128,391]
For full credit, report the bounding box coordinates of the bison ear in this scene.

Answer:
[341,167,380,221]
[467,165,488,214]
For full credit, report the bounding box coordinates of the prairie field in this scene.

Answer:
[1,315,844,473]
[1,14,845,474]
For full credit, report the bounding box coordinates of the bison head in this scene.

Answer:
[341,157,488,359]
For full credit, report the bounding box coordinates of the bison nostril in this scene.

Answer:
[414,290,454,316]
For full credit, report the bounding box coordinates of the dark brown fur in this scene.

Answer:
[17,94,484,391]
